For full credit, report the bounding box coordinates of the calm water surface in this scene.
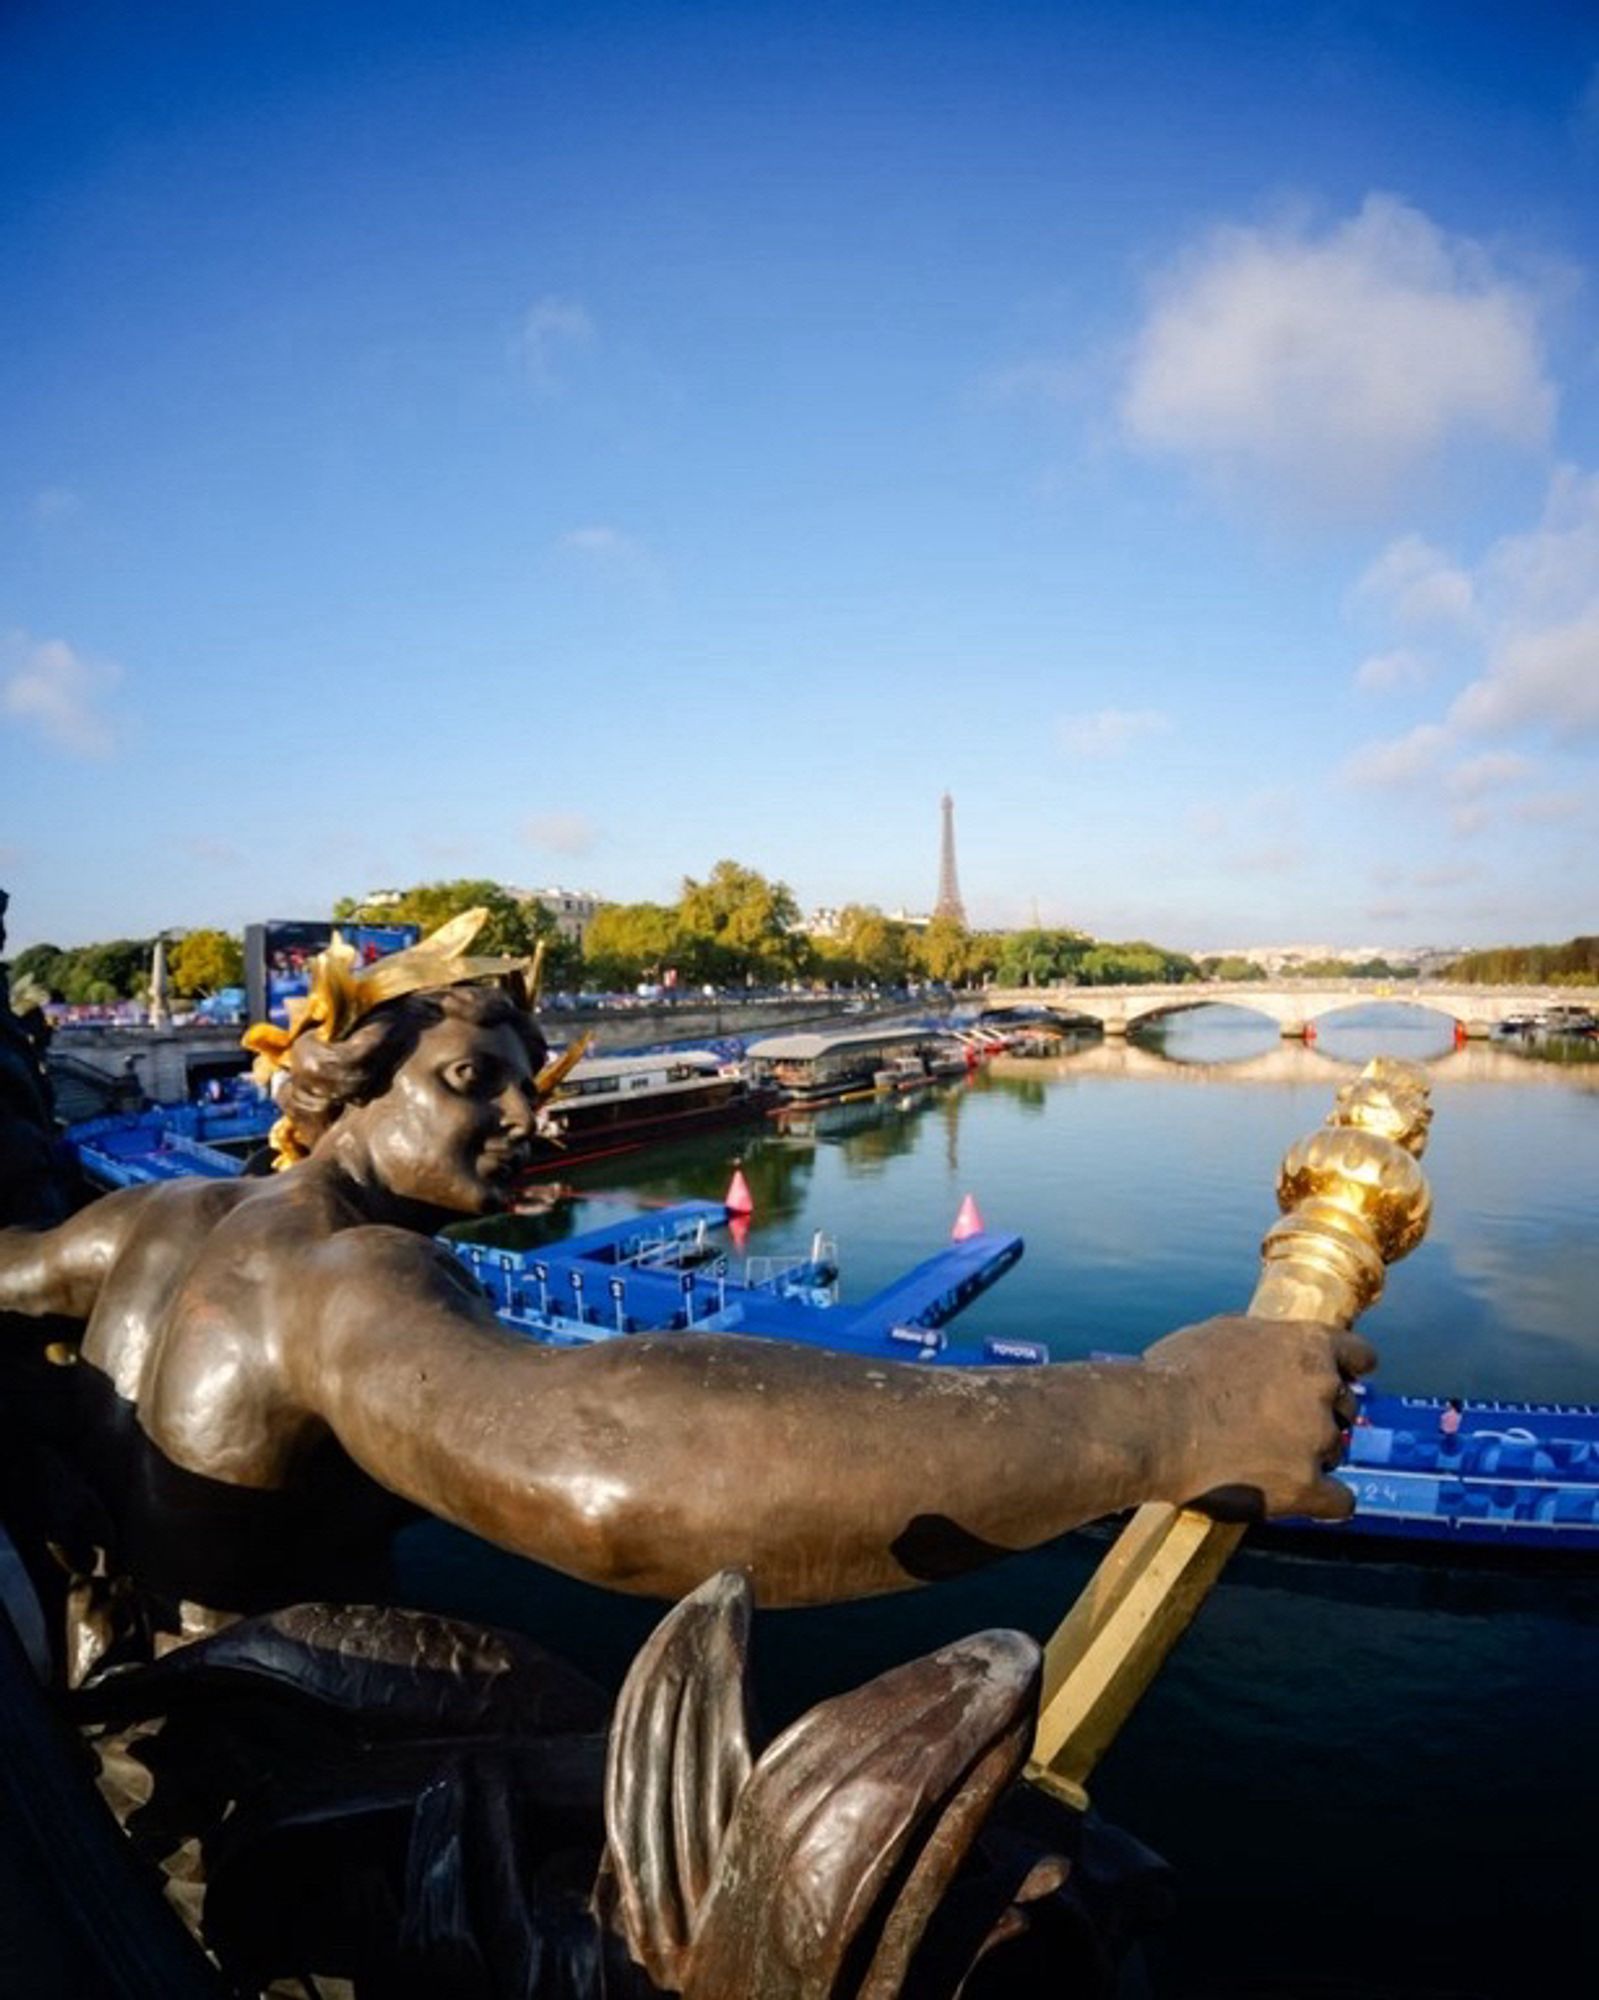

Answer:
[399,1006,1599,1996]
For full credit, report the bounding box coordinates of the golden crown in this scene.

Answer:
[242,907,588,1169]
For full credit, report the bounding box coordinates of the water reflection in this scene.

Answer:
[427,1005,1599,1995]
[1132,998,1458,1065]
[487,1007,1599,1402]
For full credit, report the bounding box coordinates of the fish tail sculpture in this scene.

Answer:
[599,1569,1056,1999]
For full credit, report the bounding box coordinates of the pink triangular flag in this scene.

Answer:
[952,1193,984,1241]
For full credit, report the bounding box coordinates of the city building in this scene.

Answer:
[511,886,604,944]
[1196,942,1466,976]
[802,905,931,937]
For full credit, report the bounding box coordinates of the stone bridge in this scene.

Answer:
[982,981,1599,1040]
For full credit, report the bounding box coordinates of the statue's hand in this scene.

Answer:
[1142,1314,1376,1521]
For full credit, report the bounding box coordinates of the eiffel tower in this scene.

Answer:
[933,792,966,926]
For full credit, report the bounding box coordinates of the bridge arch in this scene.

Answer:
[1302,996,1466,1034]
[982,980,1599,1040]
[1119,994,1286,1033]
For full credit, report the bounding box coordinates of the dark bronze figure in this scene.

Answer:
[0,916,1371,1993]
[0,888,75,1228]
[0,998,1366,1613]
[598,1568,1104,1999]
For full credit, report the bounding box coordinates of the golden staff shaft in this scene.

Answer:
[1027,1058,1434,1810]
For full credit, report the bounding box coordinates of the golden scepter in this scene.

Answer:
[1027,1055,1435,1809]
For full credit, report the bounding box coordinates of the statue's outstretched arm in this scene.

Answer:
[297,1227,1370,1608]
[0,1184,158,1320]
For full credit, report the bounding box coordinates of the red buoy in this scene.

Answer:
[952,1193,985,1242]
[725,1165,754,1216]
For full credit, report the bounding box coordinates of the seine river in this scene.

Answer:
[399,1005,1599,1997]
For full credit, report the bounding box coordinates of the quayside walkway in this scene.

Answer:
[983,981,1599,1040]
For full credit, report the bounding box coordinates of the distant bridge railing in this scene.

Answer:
[980,981,1599,1040]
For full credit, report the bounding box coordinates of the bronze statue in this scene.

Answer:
[0,918,1367,1619]
[0,887,75,1228]
[0,913,1372,1994]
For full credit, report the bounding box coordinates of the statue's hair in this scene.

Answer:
[277,984,547,1158]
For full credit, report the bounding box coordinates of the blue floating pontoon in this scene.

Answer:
[67,1090,273,1188]
[448,1200,1038,1366]
[56,1113,1599,1553]
[1295,1386,1599,1554]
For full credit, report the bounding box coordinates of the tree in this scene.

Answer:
[582,903,682,989]
[7,943,66,995]
[169,928,244,996]
[676,861,805,984]
[994,929,1090,987]
[57,939,153,1002]
[1447,936,1599,984]
[336,880,548,959]
[1078,941,1199,986]
[914,916,974,986]
[829,905,912,986]
[961,932,1003,986]
[335,879,584,992]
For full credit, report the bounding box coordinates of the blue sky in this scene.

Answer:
[4,1,1598,952]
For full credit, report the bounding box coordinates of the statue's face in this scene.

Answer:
[350,1012,540,1214]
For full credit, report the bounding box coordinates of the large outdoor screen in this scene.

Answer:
[244,920,421,1026]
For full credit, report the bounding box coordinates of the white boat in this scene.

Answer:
[748,1024,949,1103]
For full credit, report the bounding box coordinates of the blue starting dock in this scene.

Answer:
[448,1199,1040,1365]
[68,1095,271,1188]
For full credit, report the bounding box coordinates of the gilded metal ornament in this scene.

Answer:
[1028,1057,1435,1810]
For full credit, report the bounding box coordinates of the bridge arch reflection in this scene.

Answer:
[981,978,1599,1040]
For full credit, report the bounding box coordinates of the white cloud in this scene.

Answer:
[31,486,81,522]
[1450,602,1599,738]
[524,811,598,856]
[1224,840,1306,878]
[1056,707,1172,758]
[552,525,659,587]
[556,524,639,558]
[1441,469,1599,740]
[1122,194,1553,505]
[1479,466,1599,621]
[1354,648,1432,695]
[1342,467,1599,760]
[515,296,593,392]
[1340,721,1450,787]
[1511,791,1584,825]
[177,836,242,867]
[1184,803,1229,840]
[1352,535,1475,628]
[1444,752,1534,799]
[1,631,121,757]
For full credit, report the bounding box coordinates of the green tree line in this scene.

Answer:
[336,872,1211,991]
[6,864,1254,1008]
[7,930,245,1004]
[1446,937,1599,984]
[8,937,156,1004]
